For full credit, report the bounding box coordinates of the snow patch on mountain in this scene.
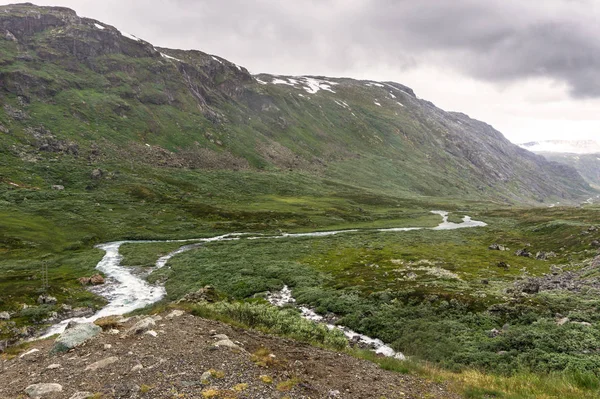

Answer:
[269,76,337,94]
[161,53,182,62]
[120,31,142,42]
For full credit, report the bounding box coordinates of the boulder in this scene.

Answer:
[165,309,185,319]
[51,185,64,191]
[520,279,540,294]
[515,249,531,257]
[131,364,143,372]
[0,311,10,320]
[213,339,243,351]
[536,252,547,260]
[37,295,57,305]
[488,328,501,338]
[176,285,218,303]
[90,168,103,180]
[488,243,506,251]
[50,323,102,354]
[78,277,91,285]
[591,240,600,248]
[85,356,119,371]
[124,317,155,336]
[89,274,105,285]
[25,383,62,398]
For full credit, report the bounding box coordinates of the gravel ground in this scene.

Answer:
[1,311,459,399]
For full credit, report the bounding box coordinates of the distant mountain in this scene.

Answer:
[536,153,600,188]
[0,3,593,204]
[519,140,600,155]
[518,140,600,187]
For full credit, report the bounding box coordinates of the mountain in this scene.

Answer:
[0,3,593,204]
[519,140,600,155]
[536,153,600,188]
[518,140,600,188]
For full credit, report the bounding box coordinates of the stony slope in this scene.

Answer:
[0,310,458,399]
[0,3,592,204]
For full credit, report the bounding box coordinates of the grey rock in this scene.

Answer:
[488,328,501,338]
[46,363,61,369]
[51,185,64,191]
[165,309,185,319]
[497,261,510,269]
[488,243,506,251]
[213,339,243,351]
[124,317,155,336]
[50,323,101,354]
[572,321,592,327]
[85,356,119,371]
[25,383,63,398]
[0,311,10,320]
[213,334,230,341]
[37,295,57,305]
[5,30,17,42]
[515,248,531,257]
[90,168,103,179]
[131,363,143,372]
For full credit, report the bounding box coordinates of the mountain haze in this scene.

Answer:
[0,3,592,203]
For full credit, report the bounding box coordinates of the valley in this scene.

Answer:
[1,3,599,399]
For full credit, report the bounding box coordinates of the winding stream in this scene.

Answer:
[42,211,487,357]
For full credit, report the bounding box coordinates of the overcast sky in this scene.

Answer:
[3,0,600,144]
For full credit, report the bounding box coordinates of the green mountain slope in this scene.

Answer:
[0,3,592,205]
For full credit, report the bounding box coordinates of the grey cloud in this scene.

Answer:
[8,0,600,97]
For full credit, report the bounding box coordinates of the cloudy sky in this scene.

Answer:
[3,0,600,144]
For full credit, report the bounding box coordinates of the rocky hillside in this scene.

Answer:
[539,153,600,189]
[0,310,458,399]
[0,3,593,204]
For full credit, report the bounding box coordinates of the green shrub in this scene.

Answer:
[190,301,348,350]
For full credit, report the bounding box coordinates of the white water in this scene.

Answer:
[267,285,405,359]
[42,211,487,355]
[41,234,242,337]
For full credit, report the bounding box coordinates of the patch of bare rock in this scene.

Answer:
[0,310,458,398]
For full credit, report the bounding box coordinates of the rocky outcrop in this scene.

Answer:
[37,295,57,305]
[177,285,218,303]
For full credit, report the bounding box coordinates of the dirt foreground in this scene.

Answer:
[1,311,459,399]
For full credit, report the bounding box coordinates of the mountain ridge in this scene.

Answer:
[0,3,594,204]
